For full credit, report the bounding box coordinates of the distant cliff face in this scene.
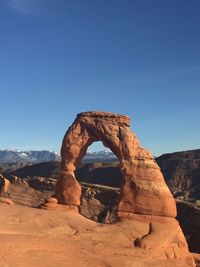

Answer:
[2,161,122,188]
[156,149,200,201]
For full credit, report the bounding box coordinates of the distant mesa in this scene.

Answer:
[156,148,200,196]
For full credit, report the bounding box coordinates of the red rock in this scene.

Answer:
[55,111,176,218]
[0,175,11,195]
[47,197,58,204]
[40,197,58,210]
[54,111,194,265]
[0,197,14,205]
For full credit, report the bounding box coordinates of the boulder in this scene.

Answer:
[40,197,58,210]
[0,197,14,205]
[0,175,10,196]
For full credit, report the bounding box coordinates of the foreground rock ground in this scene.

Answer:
[0,204,197,267]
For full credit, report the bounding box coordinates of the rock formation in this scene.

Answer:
[55,111,176,217]
[156,149,200,201]
[0,174,10,196]
[55,111,196,266]
[0,197,14,205]
[41,197,58,210]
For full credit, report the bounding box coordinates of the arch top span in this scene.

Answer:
[76,111,130,126]
[55,111,177,219]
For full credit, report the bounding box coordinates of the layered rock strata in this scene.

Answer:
[55,111,176,217]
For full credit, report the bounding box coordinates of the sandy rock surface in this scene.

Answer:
[0,204,197,267]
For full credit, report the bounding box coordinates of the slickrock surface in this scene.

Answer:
[0,204,196,267]
[56,111,176,217]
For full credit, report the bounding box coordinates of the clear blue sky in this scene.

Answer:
[0,0,200,156]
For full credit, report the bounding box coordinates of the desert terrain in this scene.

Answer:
[0,155,200,267]
[0,112,200,267]
[1,202,199,267]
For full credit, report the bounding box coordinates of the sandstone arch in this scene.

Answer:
[55,111,176,218]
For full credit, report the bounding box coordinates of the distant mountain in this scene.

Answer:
[82,149,117,163]
[0,149,117,163]
[0,150,60,163]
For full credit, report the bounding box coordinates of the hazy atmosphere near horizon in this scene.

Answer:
[0,0,200,156]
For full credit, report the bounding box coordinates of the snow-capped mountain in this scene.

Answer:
[0,149,117,163]
[0,150,61,163]
[83,149,117,162]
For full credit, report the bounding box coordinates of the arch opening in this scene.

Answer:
[76,141,122,223]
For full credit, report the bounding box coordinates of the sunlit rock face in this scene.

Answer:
[54,112,196,266]
[55,111,176,218]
